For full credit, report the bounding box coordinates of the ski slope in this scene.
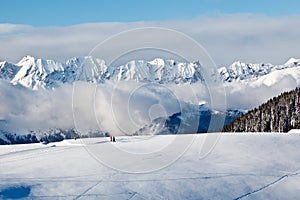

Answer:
[0,133,300,199]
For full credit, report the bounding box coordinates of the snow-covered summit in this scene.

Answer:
[148,58,165,66]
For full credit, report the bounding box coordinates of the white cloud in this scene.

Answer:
[0,14,299,66]
[1,71,299,135]
[0,24,32,35]
[0,81,74,133]
[0,80,197,135]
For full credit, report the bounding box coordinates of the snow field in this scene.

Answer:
[0,133,300,199]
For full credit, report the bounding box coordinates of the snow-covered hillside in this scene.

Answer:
[0,133,299,199]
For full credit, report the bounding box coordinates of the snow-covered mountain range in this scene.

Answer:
[2,55,299,90]
[1,55,300,144]
[219,57,300,82]
[3,55,204,89]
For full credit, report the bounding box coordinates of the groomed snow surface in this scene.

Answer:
[1,133,300,199]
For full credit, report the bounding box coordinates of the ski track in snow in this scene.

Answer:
[0,146,73,164]
[74,180,104,200]
[126,191,138,200]
[73,172,120,200]
[234,171,300,200]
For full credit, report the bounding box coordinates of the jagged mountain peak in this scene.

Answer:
[11,56,65,89]
[17,55,35,65]
[16,55,64,72]
[148,58,165,66]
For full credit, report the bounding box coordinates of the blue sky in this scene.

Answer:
[0,0,300,65]
[1,0,300,26]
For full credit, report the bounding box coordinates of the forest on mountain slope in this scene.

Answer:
[223,87,300,132]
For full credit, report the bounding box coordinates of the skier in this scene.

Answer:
[110,135,113,142]
[112,136,116,142]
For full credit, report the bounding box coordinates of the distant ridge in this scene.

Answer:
[0,55,299,89]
